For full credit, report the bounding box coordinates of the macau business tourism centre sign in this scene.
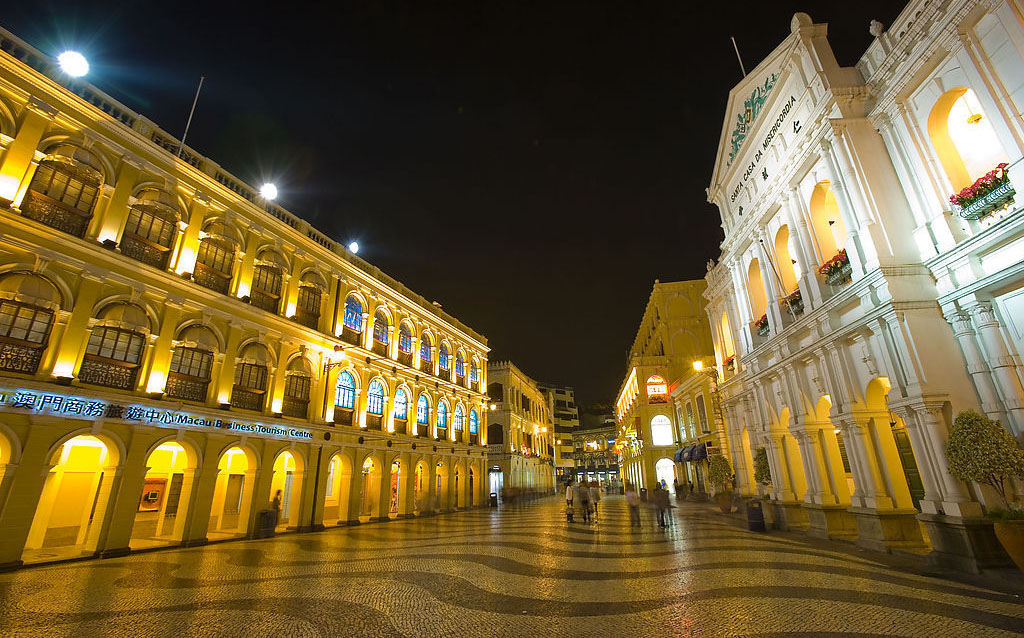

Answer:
[0,387,313,441]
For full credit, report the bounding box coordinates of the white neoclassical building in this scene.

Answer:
[703,1,1024,572]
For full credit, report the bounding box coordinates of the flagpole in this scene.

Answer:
[730,37,747,78]
[177,76,204,158]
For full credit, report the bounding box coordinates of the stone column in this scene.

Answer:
[818,139,869,276]
[0,97,57,204]
[180,437,231,546]
[784,188,825,307]
[970,302,1024,435]
[92,156,143,243]
[344,450,365,525]
[142,301,183,394]
[98,432,160,556]
[214,323,243,405]
[398,452,416,517]
[371,453,393,522]
[170,194,209,275]
[838,416,892,510]
[232,229,263,298]
[946,310,1006,424]
[48,274,104,379]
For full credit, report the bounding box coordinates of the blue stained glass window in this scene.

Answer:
[394,389,408,420]
[417,395,429,424]
[420,336,432,363]
[343,296,363,332]
[436,401,448,428]
[367,379,385,415]
[398,324,412,353]
[335,371,355,409]
[439,344,450,370]
[470,362,478,382]
[373,311,388,343]
[454,405,464,431]
[469,409,478,434]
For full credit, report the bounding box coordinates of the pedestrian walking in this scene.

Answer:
[565,481,575,522]
[626,483,641,528]
[271,489,282,527]
[589,482,601,519]
[578,482,592,523]
[654,485,670,528]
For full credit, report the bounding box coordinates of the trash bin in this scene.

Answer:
[256,509,277,538]
[640,487,648,502]
[746,499,766,532]
[489,492,498,507]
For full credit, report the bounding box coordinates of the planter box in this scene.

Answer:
[825,262,852,286]
[757,323,769,337]
[957,181,1015,220]
[787,297,804,316]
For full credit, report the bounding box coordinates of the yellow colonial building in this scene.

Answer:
[615,280,729,495]
[0,26,491,570]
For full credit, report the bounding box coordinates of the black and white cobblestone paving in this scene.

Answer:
[1,496,1022,637]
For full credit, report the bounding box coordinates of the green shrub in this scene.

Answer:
[706,454,733,492]
[945,410,1024,511]
[753,447,772,486]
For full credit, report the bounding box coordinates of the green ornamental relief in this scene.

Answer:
[727,73,777,167]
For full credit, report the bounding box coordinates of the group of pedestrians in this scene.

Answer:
[564,480,602,523]
[624,481,675,528]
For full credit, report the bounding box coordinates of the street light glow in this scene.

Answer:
[260,183,278,200]
[57,51,89,77]
[348,241,359,254]
[692,360,703,372]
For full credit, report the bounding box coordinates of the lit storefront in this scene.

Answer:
[0,26,490,570]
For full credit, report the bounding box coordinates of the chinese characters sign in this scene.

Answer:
[0,388,313,441]
[646,375,668,404]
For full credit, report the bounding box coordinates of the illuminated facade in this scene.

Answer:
[486,361,556,497]
[538,382,579,484]
[704,4,1024,571]
[614,280,723,493]
[572,416,618,487]
[0,27,490,570]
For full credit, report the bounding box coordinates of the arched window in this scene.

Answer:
[342,296,363,344]
[455,352,465,382]
[335,370,356,409]
[469,409,479,434]
[372,310,389,356]
[367,379,385,415]
[454,405,464,431]
[398,323,413,353]
[0,273,59,375]
[420,333,433,367]
[167,325,217,402]
[231,343,270,412]
[120,189,180,269]
[774,225,799,294]
[746,258,768,322]
[650,414,674,446]
[436,400,448,430]
[416,394,430,424]
[295,272,326,329]
[283,358,312,418]
[394,388,408,420]
[439,343,450,377]
[80,303,149,390]
[249,250,286,313]
[194,222,238,294]
[928,87,1010,192]
[808,182,847,263]
[719,312,735,360]
[22,146,103,238]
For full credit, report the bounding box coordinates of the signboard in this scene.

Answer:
[0,388,313,441]
[646,375,668,404]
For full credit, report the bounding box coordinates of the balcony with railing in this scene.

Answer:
[398,351,413,367]
[230,386,264,412]
[249,290,279,314]
[335,408,354,426]
[371,339,387,357]
[293,307,319,330]
[340,327,361,347]
[393,418,407,435]
[0,339,45,375]
[417,423,429,437]
[165,372,209,402]
[78,356,138,390]
[21,191,91,238]
[193,263,231,295]
[366,414,383,430]
[438,368,451,382]
[282,396,308,419]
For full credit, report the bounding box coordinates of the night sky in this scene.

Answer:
[6,1,904,406]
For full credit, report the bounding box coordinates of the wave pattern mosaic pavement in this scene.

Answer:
[1,496,1023,637]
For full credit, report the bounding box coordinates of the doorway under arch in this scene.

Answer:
[24,434,120,563]
[209,446,256,540]
[130,440,199,550]
[389,458,401,518]
[271,450,303,531]
[655,457,676,493]
[359,455,381,522]
[323,452,353,525]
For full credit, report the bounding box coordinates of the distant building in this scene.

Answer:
[571,414,619,488]
[538,382,579,484]
[486,362,556,499]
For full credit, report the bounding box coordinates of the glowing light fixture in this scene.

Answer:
[960,95,983,125]
[348,241,359,254]
[57,51,89,77]
[692,360,704,372]
[260,183,278,200]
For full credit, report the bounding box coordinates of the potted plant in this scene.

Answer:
[944,410,1024,570]
[754,314,769,337]
[753,446,775,526]
[818,249,851,286]
[784,289,804,316]
[723,354,736,373]
[950,162,1014,220]
[706,453,734,513]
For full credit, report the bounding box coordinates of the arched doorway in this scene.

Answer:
[436,461,449,510]
[323,452,352,525]
[468,467,476,506]
[359,456,381,521]
[130,440,199,550]
[210,446,256,540]
[413,460,426,514]
[270,450,303,532]
[389,458,401,517]
[24,434,119,563]
[747,258,768,321]
[453,467,461,508]
[655,457,676,492]
[808,182,847,263]
[865,378,924,511]
[928,87,1009,192]
[488,464,503,502]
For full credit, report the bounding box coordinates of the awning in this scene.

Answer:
[681,446,694,462]
[672,448,685,463]
[691,443,708,462]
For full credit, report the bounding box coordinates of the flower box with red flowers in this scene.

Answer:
[724,354,736,371]
[818,249,852,286]
[754,314,769,337]
[950,163,1015,220]
[784,289,804,316]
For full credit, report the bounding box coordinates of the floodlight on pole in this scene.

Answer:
[260,183,278,200]
[57,51,89,77]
